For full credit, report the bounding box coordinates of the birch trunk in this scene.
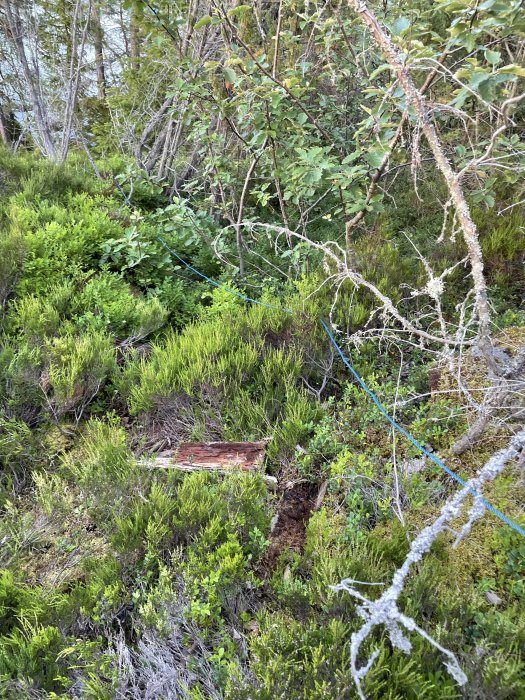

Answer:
[2,0,56,159]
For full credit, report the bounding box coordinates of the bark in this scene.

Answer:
[156,119,174,180]
[91,1,106,99]
[135,96,173,167]
[236,145,267,278]
[272,0,284,79]
[142,440,277,487]
[0,109,10,145]
[346,0,496,367]
[60,0,91,162]
[130,3,141,72]
[169,145,203,199]
[144,123,170,173]
[2,0,56,159]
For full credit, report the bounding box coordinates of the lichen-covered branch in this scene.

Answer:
[346,0,496,370]
[452,343,525,454]
[332,427,525,700]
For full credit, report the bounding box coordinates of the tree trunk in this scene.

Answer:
[60,0,91,162]
[91,1,106,99]
[130,3,141,72]
[0,110,10,146]
[3,0,56,159]
[346,0,496,368]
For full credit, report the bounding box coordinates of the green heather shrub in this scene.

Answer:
[229,615,354,700]
[0,148,35,192]
[171,471,270,549]
[44,331,116,421]
[61,415,133,491]
[1,327,117,426]
[185,533,256,628]
[127,300,322,452]
[112,480,178,553]
[17,156,102,202]
[73,557,129,628]
[0,228,25,309]
[0,570,72,695]
[128,319,257,413]
[11,294,61,342]
[0,341,44,424]
[0,622,66,694]
[0,417,38,501]
[7,192,122,295]
[125,283,328,459]
[152,276,200,326]
[477,209,525,311]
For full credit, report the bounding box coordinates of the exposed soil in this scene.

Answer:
[261,481,318,574]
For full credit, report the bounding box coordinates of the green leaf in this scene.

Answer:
[366,150,386,169]
[342,151,361,165]
[469,71,490,89]
[296,112,308,125]
[391,17,410,36]
[369,64,393,80]
[194,15,212,30]
[227,4,251,17]
[223,67,237,84]
[484,49,501,66]
[498,64,525,77]
[478,78,496,101]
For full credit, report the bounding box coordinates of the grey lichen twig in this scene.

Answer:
[346,0,497,372]
[331,427,525,700]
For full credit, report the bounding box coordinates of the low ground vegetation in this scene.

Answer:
[0,149,523,698]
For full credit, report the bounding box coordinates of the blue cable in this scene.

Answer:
[157,234,525,538]
[157,236,290,312]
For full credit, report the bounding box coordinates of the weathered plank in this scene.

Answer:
[141,439,277,487]
[169,440,269,470]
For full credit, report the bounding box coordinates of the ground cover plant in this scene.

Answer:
[0,0,524,698]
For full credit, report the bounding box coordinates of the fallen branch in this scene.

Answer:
[452,343,525,455]
[139,440,277,488]
[332,427,525,700]
[346,0,496,371]
[244,221,474,348]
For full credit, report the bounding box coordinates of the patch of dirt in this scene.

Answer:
[263,326,293,350]
[261,481,318,574]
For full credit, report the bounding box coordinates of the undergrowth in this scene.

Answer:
[0,150,524,698]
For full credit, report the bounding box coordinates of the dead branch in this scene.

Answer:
[452,343,525,455]
[141,458,278,488]
[346,0,497,371]
[245,221,475,348]
[332,427,525,700]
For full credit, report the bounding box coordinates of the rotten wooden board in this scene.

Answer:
[168,440,269,470]
[141,439,277,487]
